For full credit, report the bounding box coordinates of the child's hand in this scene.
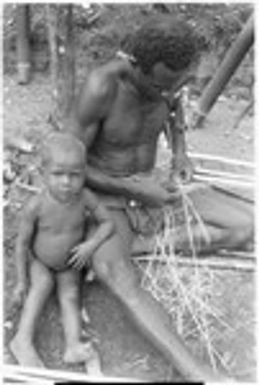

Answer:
[13,281,27,307]
[68,241,94,270]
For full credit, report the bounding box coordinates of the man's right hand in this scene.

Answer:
[128,176,180,207]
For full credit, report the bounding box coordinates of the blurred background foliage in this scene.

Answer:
[3,3,253,88]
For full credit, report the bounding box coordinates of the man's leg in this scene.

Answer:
[175,185,254,253]
[91,209,224,382]
[57,269,92,364]
[10,259,54,367]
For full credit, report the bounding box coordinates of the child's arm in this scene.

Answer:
[14,196,39,304]
[68,189,114,270]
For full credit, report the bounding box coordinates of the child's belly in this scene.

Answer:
[33,229,84,271]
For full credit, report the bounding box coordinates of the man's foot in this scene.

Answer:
[85,348,103,376]
[63,342,93,364]
[10,336,44,367]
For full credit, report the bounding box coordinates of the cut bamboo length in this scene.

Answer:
[135,253,256,272]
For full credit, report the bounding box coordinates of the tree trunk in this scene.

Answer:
[16,4,31,84]
[46,4,75,131]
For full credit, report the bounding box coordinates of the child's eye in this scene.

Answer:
[71,172,81,177]
[52,171,63,176]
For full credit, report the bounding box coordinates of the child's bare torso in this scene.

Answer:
[32,192,86,270]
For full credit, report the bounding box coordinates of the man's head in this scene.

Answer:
[121,15,206,93]
[41,132,86,202]
[122,16,204,73]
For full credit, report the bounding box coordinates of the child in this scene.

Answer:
[10,132,114,368]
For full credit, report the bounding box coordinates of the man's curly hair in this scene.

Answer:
[121,16,206,74]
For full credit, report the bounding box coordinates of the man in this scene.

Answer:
[67,15,253,381]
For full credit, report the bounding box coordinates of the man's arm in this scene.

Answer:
[83,188,114,253]
[85,164,178,207]
[68,189,115,269]
[167,93,194,183]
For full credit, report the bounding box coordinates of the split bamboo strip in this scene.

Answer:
[195,167,254,181]
[193,174,254,187]
[188,152,254,168]
[3,364,139,383]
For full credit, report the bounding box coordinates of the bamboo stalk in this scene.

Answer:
[195,15,254,126]
[135,254,256,272]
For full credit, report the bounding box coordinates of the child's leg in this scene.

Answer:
[10,259,54,367]
[57,269,92,364]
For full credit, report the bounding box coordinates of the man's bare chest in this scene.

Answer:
[101,85,169,146]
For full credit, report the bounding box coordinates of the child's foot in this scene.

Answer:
[63,342,93,364]
[10,336,44,367]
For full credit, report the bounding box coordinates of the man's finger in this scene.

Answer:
[167,191,181,203]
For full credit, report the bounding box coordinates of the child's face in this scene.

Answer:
[44,149,85,203]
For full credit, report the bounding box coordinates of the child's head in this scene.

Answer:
[41,132,86,202]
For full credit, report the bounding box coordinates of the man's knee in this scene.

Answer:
[231,221,254,247]
[93,256,140,298]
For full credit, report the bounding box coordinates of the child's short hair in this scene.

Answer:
[41,132,87,168]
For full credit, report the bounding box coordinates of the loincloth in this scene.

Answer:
[92,180,238,239]
[94,191,187,238]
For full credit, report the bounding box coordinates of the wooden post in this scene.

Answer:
[16,4,31,84]
[46,4,75,130]
[195,14,254,127]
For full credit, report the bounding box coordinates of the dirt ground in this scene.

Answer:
[3,67,256,383]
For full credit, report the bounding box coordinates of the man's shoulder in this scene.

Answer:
[84,60,131,96]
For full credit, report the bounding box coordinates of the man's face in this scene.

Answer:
[148,62,195,95]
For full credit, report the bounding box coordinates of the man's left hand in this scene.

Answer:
[170,153,194,183]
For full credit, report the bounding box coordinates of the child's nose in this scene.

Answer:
[61,174,71,185]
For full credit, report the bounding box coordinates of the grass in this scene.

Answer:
[134,181,256,379]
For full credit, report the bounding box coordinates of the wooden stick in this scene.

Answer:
[188,152,254,168]
[135,254,256,272]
